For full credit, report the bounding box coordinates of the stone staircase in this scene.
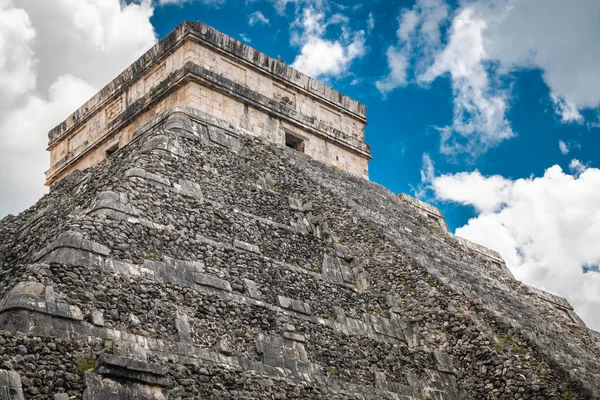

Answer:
[0,107,598,399]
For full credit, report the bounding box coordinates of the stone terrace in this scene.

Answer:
[0,106,598,399]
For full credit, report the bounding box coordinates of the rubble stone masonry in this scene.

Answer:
[1,107,598,399]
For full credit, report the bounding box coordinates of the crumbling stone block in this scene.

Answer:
[91,191,140,217]
[255,333,310,372]
[83,371,166,400]
[243,279,262,300]
[0,370,24,400]
[91,310,105,327]
[288,194,312,212]
[195,273,232,292]
[95,354,168,387]
[232,239,260,254]
[124,167,171,186]
[175,311,192,344]
[141,135,185,157]
[282,332,306,342]
[277,295,312,315]
[322,253,354,285]
[173,179,203,200]
[434,351,455,375]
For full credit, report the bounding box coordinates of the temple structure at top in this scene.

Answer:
[45,21,371,186]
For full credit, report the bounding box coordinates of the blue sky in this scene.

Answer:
[1,0,600,329]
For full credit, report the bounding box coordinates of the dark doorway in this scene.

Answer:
[285,132,305,153]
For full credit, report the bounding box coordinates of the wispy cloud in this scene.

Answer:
[559,140,569,155]
[558,140,581,155]
[421,8,513,155]
[569,159,588,176]
[375,47,409,93]
[249,10,270,26]
[376,0,449,95]
[379,0,600,156]
[157,0,224,5]
[367,12,374,32]
[552,94,584,124]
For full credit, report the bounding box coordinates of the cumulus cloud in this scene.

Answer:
[380,0,600,156]
[433,170,511,214]
[249,10,269,26]
[474,0,600,118]
[431,165,600,330]
[0,0,157,218]
[290,7,365,79]
[0,2,36,105]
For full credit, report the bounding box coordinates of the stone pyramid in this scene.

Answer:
[0,106,599,399]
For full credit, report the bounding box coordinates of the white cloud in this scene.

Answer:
[397,9,418,42]
[569,159,587,176]
[249,10,269,26]
[269,0,326,15]
[376,0,448,94]
[375,47,409,93]
[420,7,514,155]
[290,7,365,79]
[558,139,581,156]
[158,0,224,5]
[0,2,36,105]
[367,12,375,32]
[420,153,435,184]
[0,75,97,217]
[0,0,157,218]
[380,0,600,155]
[379,2,513,156]
[431,165,600,330]
[551,94,584,124]
[474,0,600,117]
[291,34,365,78]
[433,170,511,214]
[413,153,435,199]
[559,140,569,155]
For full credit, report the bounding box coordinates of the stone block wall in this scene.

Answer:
[1,108,599,398]
[45,21,370,187]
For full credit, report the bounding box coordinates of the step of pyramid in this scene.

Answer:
[2,109,599,399]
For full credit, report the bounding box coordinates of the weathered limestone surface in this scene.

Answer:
[45,21,371,186]
[1,108,599,399]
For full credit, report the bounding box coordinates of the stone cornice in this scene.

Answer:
[45,62,372,185]
[47,21,367,147]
